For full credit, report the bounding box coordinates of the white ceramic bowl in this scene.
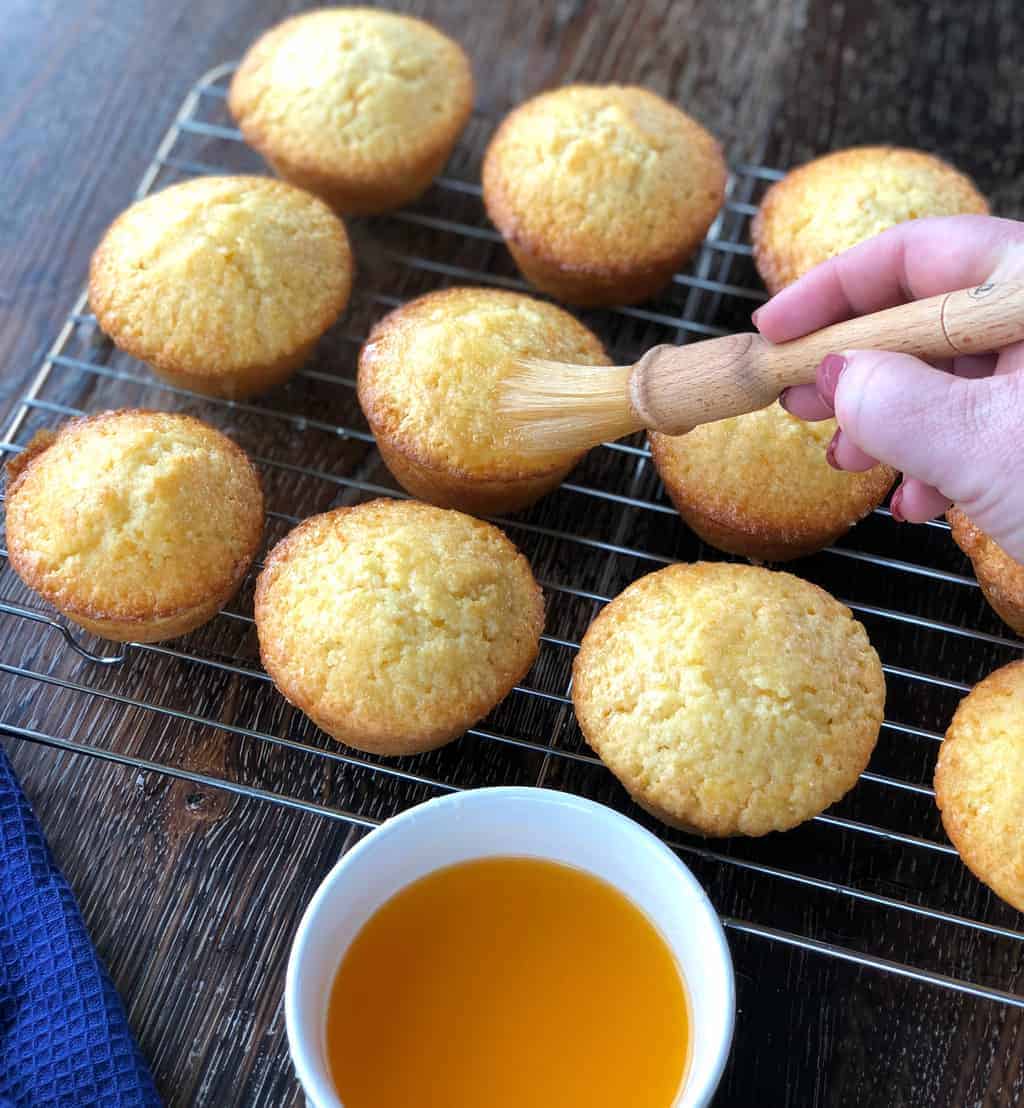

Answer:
[286,786,734,1108]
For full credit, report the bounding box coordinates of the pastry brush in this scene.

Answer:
[499,281,1024,453]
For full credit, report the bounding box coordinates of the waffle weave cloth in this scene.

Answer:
[0,745,161,1106]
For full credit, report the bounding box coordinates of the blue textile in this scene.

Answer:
[0,746,161,1107]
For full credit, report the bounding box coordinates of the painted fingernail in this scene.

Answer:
[826,429,842,469]
[751,307,764,329]
[816,353,847,407]
[778,387,793,413]
[890,484,906,523]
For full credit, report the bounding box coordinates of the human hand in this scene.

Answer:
[752,214,1024,562]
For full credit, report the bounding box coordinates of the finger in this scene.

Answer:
[832,349,1023,510]
[952,354,997,379]
[891,478,951,523]
[994,340,1024,376]
[826,429,879,472]
[754,215,1024,343]
[779,384,833,420]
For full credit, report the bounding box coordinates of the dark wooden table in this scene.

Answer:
[3,1,1024,1105]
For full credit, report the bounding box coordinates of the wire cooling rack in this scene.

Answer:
[2,63,1024,1012]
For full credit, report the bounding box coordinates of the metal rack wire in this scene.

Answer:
[2,63,1023,1011]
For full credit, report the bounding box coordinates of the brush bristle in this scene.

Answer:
[498,358,641,455]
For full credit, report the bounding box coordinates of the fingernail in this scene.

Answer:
[826,429,842,469]
[816,353,847,408]
[890,484,906,523]
[778,387,793,413]
[751,307,763,329]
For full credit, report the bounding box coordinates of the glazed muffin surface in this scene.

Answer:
[573,562,884,836]
[948,507,1024,635]
[229,8,473,213]
[358,287,609,514]
[483,84,726,305]
[935,660,1024,911]
[5,410,264,642]
[89,175,352,397]
[650,402,896,561]
[752,145,988,293]
[254,499,544,755]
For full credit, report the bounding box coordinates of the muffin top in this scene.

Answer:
[89,176,352,378]
[254,499,543,748]
[752,146,988,292]
[482,85,726,275]
[228,8,473,182]
[5,411,264,621]
[935,660,1024,911]
[573,562,884,836]
[358,287,609,479]
[650,402,896,548]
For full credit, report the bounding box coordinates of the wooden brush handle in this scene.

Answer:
[630,281,1024,435]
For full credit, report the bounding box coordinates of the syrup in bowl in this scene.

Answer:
[325,855,690,1108]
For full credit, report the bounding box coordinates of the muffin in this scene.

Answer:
[948,508,1024,636]
[254,499,543,755]
[5,411,264,642]
[573,562,885,836]
[358,287,609,515]
[482,85,727,306]
[229,9,474,214]
[650,402,896,561]
[935,660,1024,911]
[752,146,988,293]
[89,176,352,398]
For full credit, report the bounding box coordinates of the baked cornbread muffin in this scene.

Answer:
[228,9,474,214]
[948,508,1024,636]
[482,85,727,306]
[5,411,263,642]
[254,499,543,754]
[89,176,352,398]
[935,661,1024,911]
[650,402,896,561]
[573,563,884,836]
[358,287,609,515]
[752,146,988,293]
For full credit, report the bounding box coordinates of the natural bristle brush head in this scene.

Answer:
[499,281,1024,457]
[498,358,641,455]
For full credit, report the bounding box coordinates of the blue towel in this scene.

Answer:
[0,745,161,1107]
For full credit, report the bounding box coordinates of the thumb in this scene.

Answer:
[832,350,1024,557]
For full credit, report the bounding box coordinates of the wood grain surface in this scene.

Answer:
[2,2,1024,1106]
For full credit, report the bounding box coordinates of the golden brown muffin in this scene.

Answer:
[358,287,609,515]
[5,411,264,642]
[573,562,884,836]
[89,176,352,399]
[752,146,988,293]
[948,508,1024,636]
[935,660,1024,911]
[650,402,896,561]
[228,8,474,214]
[482,85,727,307]
[254,499,543,755]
